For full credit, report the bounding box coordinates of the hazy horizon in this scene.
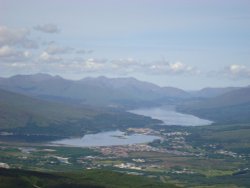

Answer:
[1,72,249,91]
[1,0,250,90]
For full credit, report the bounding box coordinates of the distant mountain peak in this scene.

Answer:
[0,73,190,107]
[7,73,65,82]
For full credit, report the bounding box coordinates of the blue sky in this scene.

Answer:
[0,0,250,89]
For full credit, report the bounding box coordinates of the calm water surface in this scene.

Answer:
[51,130,159,147]
[51,107,212,147]
[129,107,213,126]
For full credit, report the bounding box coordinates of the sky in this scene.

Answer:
[0,0,250,90]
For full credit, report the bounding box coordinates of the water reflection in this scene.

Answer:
[129,107,212,126]
[51,130,159,147]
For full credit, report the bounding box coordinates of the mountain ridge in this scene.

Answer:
[177,87,250,123]
[189,86,241,98]
[0,74,190,107]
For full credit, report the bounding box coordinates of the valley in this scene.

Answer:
[0,74,250,188]
[2,1,250,187]
[1,123,250,187]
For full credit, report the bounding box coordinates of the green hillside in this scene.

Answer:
[177,87,250,123]
[0,89,161,137]
[0,89,99,129]
[0,168,178,188]
[186,122,250,155]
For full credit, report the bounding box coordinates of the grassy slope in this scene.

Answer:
[0,89,100,129]
[186,123,250,154]
[156,123,250,187]
[0,168,178,188]
[0,89,161,137]
[177,87,250,123]
[181,103,250,123]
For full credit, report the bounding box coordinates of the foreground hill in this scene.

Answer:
[177,87,250,123]
[0,89,160,137]
[0,74,190,107]
[0,168,178,188]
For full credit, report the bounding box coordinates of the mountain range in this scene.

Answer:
[189,87,241,98]
[177,87,250,123]
[0,73,190,107]
[0,73,249,126]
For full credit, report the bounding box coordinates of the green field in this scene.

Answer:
[1,113,250,188]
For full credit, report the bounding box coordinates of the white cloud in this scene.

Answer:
[170,62,186,72]
[0,45,31,62]
[66,58,199,76]
[0,26,37,48]
[0,26,28,46]
[45,44,73,55]
[148,60,199,75]
[23,51,32,58]
[58,58,198,76]
[229,64,246,74]
[169,62,195,73]
[0,46,15,57]
[0,26,198,77]
[34,24,60,33]
[76,49,93,54]
[64,58,108,73]
[0,42,199,77]
[112,58,137,65]
[39,52,62,62]
[225,64,250,78]
[84,58,105,71]
[9,62,29,68]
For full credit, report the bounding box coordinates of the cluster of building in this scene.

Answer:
[0,162,10,169]
[114,163,142,170]
[215,150,240,158]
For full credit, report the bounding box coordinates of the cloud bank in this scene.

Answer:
[0,26,37,48]
[1,24,249,86]
[224,64,250,78]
